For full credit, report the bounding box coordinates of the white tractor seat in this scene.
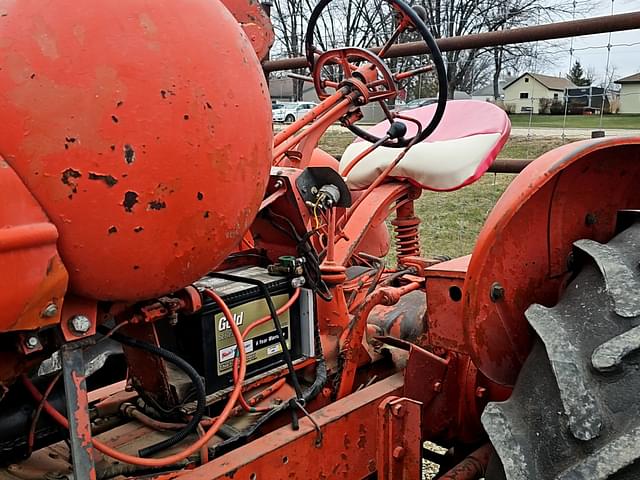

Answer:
[340,100,511,191]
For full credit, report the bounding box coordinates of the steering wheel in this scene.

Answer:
[304,0,447,148]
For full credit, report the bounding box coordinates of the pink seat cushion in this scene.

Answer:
[340,100,511,191]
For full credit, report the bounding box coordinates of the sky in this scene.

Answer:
[537,0,640,82]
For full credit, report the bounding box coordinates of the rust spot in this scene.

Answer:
[116,100,123,108]
[148,200,166,210]
[134,226,144,233]
[183,114,190,120]
[88,172,118,187]
[30,73,36,79]
[70,371,93,452]
[343,434,351,450]
[61,168,81,185]
[110,144,116,151]
[111,115,119,123]
[123,191,139,212]
[123,144,135,164]
[65,136,76,143]
[61,168,81,196]
[205,102,212,109]
[357,424,367,449]
[203,210,210,218]
[133,265,140,270]
[197,192,204,200]
[108,226,117,234]
[160,90,167,98]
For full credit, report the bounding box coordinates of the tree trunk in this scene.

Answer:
[493,48,502,100]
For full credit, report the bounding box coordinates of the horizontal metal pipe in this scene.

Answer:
[332,154,531,173]
[263,12,640,72]
[488,158,531,173]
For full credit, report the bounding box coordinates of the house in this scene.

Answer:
[269,76,319,103]
[503,73,576,114]
[615,73,640,114]
[471,78,513,101]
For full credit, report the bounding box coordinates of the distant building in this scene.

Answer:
[269,77,319,103]
[471,78,513,102]
[615,73,640,114]
[503,73,576,114]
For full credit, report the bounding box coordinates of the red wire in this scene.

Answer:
[21,288,246,468]
[232,288,300,412]
[27,371,62,455]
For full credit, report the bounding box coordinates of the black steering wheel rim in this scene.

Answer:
[304,0,447,148]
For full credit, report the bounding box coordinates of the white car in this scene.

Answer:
[272,101,317,123]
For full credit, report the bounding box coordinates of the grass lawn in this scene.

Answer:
[508,113,640,129]
[318,130,577,258]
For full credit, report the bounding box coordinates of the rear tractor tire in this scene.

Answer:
[483,222,640,479]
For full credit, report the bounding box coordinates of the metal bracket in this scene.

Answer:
[61,342,97,480]
[377,396,423,480]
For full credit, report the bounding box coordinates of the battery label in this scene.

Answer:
[214,294,291,376]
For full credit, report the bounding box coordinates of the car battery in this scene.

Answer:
[170,266,315,394]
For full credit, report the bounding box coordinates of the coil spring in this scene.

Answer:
[391,215,420,261]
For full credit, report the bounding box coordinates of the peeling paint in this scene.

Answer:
[123,191,139,212]
[88,172,118,187]
[148,200,166,210]
[123,144,135,164]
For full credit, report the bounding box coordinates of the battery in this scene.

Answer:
[169,266,315,394]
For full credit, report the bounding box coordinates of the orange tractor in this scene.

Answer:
[0,0,639,479]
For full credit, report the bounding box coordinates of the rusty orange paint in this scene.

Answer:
[221,0,275,61]
[175,374,404,480]
[464,137,640,386]
[0,155,68,332]
[0,0,272,302]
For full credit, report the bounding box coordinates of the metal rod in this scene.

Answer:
[61,343,97,480]
[333,153,532,173]
[263,12,640,72]
[488,158,532,173]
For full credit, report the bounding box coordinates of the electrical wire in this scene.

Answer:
[21,288,247,468]
[232,288,301,413]
[208,313,328,460]
[96,326,206,458]
[26,371,62,456]
[208,272,304,400]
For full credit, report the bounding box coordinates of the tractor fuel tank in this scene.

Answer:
[0,0,272,302]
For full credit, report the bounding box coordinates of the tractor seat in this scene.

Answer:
[339,100,511,191]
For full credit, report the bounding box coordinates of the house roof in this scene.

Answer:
[504,72,576,91]
[615,73,640,84]
[471,78,514,97]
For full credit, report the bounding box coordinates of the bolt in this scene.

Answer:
[392,446,405,459]
[291,276,306,288]
[433,382,442,392]
[392,404,404,417]
[69,315,91,334]
[25,336,39,349]
[490,282,505,302]
[273,179,284,189]
[41,303,58,318]
[585,213,597,226]
[475,387,487,398]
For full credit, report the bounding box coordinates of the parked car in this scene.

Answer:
[272,101,318,123]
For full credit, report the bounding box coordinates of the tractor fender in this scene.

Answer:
[463,136,640,386]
